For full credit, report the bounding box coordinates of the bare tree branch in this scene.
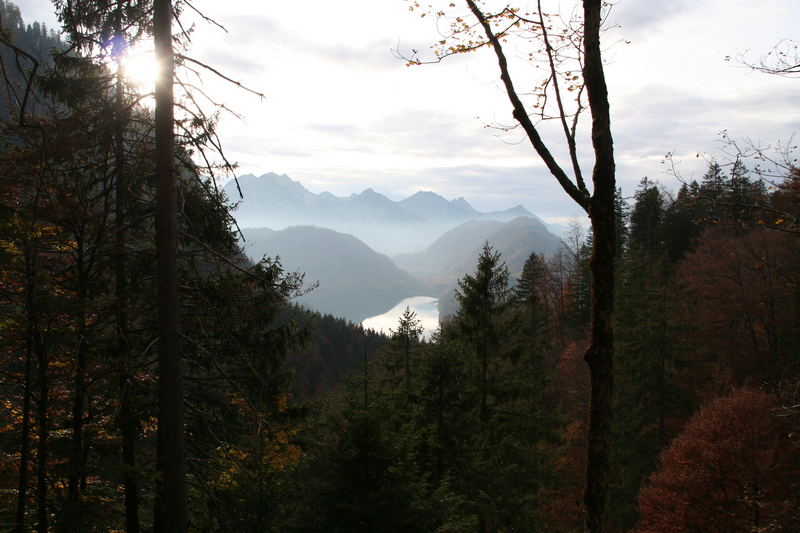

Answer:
[177,54,265,100]
[736,39,800,77]
[536,0,586,195]
[464,0,590,211]
[0,34,39,126]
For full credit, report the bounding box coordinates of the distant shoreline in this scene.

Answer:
[362,296,439,340]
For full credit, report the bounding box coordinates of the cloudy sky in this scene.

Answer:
[20,0,800,223]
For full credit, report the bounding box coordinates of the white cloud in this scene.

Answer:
[15,0,799,220]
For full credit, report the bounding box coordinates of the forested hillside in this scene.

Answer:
[275,166,800,531]
[0,0,62,120]
[242,226,430,322]
[0,1,798,532]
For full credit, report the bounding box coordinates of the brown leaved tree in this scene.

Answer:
[634,388,799,532]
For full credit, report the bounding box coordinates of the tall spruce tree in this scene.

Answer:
[389,307,423,402]
[455,242,510,425]
[514,252,550,358]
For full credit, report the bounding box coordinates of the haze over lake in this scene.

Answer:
[362,296,439,339]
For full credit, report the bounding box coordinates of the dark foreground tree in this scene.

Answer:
[408,1,616,528]
[152,0,186,529]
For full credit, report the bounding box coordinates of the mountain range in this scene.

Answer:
[223,172,548,256]
[226,172,566,323]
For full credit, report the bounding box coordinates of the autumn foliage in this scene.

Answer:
[634,387,799,532]
[678,227,800,387]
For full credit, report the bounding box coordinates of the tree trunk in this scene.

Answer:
[582,2,616,531]
[405,335,411,401]
[15,337,32,532]
[436,353,444,481]
[583,207,614,533]
[15,251,37,533]
[115,53,140,533]
[153,0,187,530]
[67,238,88,528]
[21,242,50,533]
[479,340,488,423]
[36,329,48,533]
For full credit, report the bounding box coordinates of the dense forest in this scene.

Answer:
[1,1,799,532]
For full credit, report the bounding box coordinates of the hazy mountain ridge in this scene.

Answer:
[224,172,546,255]
[393,219,506,280]
[394,216,564,320]
[231,172,565,323]
[241,226,431,323]
[396,217,561,278]
[398,190,480,221]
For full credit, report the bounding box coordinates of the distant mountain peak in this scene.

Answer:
[401,190,441,203]
[489,204,534,219]
[351,188,394,203]
[451,196,475,210]
[224,171,556,255]
[259,172,305,189]
[400,190,478,221]
[410,190,443,199]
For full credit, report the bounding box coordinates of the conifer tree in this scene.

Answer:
[389,306,423,401]
[455,242,510,424]
[514,252,550,357]
[662,183,701,263]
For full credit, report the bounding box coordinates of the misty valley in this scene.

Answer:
[229,172,563,324]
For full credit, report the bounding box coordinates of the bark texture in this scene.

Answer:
[153,0,187,530]
[582,2,616,530]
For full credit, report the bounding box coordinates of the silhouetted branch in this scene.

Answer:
[736,39,800,78]
[183,0,228,33]
[0,34,39,126]
[177,54,264,100]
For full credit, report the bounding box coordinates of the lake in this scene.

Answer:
[362,296,439,340]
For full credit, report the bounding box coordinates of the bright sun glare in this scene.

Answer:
[121,45,157,90]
